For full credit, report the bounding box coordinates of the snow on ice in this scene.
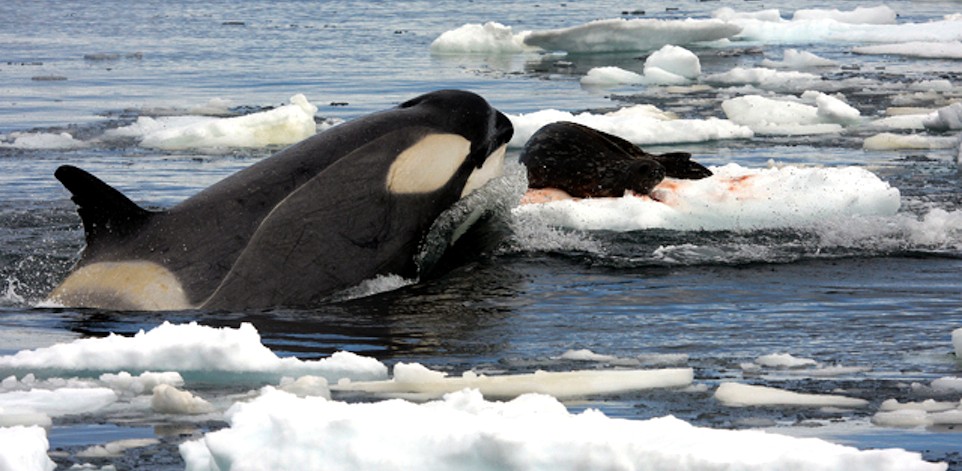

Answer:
[0,321,387,382]
[0,426,55,471]
[104,94,319,150]
[513,163,900,232]
[180,388,942,471]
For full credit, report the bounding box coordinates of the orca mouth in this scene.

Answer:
[462,144,507,198]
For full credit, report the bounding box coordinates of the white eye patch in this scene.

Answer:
[386,134,471,194]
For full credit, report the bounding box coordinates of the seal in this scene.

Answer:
[519,121,711,198]
[47,90,514,311]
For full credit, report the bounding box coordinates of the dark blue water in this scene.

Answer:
[2,0,962,469]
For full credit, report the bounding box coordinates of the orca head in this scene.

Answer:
[394,90,514,198]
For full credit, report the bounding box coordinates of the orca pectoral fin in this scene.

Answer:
[54,165,152,248]
[651,152,713,180]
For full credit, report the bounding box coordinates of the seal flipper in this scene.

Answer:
[650,152,713,180]
[54,165,152,250]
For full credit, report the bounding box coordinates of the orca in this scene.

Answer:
[47,90,514,310]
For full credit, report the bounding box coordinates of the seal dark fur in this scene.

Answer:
[519,121,711,198]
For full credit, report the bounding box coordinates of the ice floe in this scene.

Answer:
[103,94,318,150]
[0,132,87,150]
[714,382,868,408]
[854,41,962,59]
[717,6,962,44]
[760,48,838,69]
[754,353,817,368]
[0,426,55,471]
[180,388,942,471]
[872,398,962,428]
[953,327,961,358]
[721,92,860,135]
[513,163,900,232]
[863,133,959,151]
[507,105,751,148]
[331,362,693,400]
[151,384,215,415]
[0,321,387,382]
[581,44,701,87]
[523,18,740,53]
[429,22,534,54]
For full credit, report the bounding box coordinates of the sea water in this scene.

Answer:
[1,0,962,469]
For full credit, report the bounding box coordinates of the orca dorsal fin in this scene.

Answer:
[54,165,152,247]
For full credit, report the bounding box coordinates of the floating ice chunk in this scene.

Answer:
[332,362,693,400]
[0,132,86,150]
[706,67,822,91]
[715,382,869,408]
[953,327,961,358]
[580,66,645,86]
[923,102,962,131]
[755,353,817,368]
[524,18,741,53]
[854,41,962,59]
[0,322,388,382]
[723,8,962,44]
[872,409,932,428]
[558,349,620,363]
[712,8,784,22]
[930,376,962,392]
[515,163,900,232]
[645,45,701,79]
[641,66,689,85]
[879,398,959,413]
[761,49,838,68]
[99,371,184,396]
[809,91,861,124]
[278,376,331,398]
[106,94,318,150]
[180,388,943,471]
[869,113,932,131]
[792,6,897,24]
[430,22,533,54]
[721,94,857,135]
[77,438,160,458]
[151,384,214,415]
[507,105,751,147]
[863,133,959,151]
[0,388,117,418]
[0,425,55,471]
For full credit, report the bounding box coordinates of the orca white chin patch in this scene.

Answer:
[47,261,192,311]
[386,134,471,194]
[461,144,507,198]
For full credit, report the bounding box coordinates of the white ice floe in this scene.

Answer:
[791,5,897,24]
[0,426,55,471]
[277,375,331,398]
[863,133,959,151]
[0,132,87,150]
[581,44,702,87]
[0,388,117,423]
[0,321,387,382]
[180,388,943,471]
[715,382,868,408]
[104,94,318,150]
[514,163,900,232]
[854,41,962,59]
[721,93,860,135]
[429,22,534,54]
[873,399,962,428]
[331,362,693,400]
[151,384,215,415]
[923,102,962,131]
[507,105,751,148]
[523,18,741,53]
[77,438,160,458]
[717,6,962,44]
[706,67,823,92]
[761,48,838,68]
[755,353,817,368]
